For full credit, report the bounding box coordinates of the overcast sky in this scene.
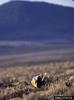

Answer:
[0,0,74,8]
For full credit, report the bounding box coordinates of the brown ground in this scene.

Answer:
[0,60,74,100]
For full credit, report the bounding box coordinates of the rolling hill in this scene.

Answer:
[0,1,74,42]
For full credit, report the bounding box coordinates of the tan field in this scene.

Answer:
[0,45,74,100]
[0,59,74,100]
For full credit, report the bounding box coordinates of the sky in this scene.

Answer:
[0,0,74,8]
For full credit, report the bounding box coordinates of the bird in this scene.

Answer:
[31,74,46,88]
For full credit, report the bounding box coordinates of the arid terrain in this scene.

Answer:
[0,43,74,100]
[0,58,74,100]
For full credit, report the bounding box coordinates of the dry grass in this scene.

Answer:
[0,61,74,100]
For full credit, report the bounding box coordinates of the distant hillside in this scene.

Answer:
[0,1,74,42]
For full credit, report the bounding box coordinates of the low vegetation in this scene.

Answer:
[0,61,74,100]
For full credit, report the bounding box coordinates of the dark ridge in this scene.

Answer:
[0,1,74,42]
